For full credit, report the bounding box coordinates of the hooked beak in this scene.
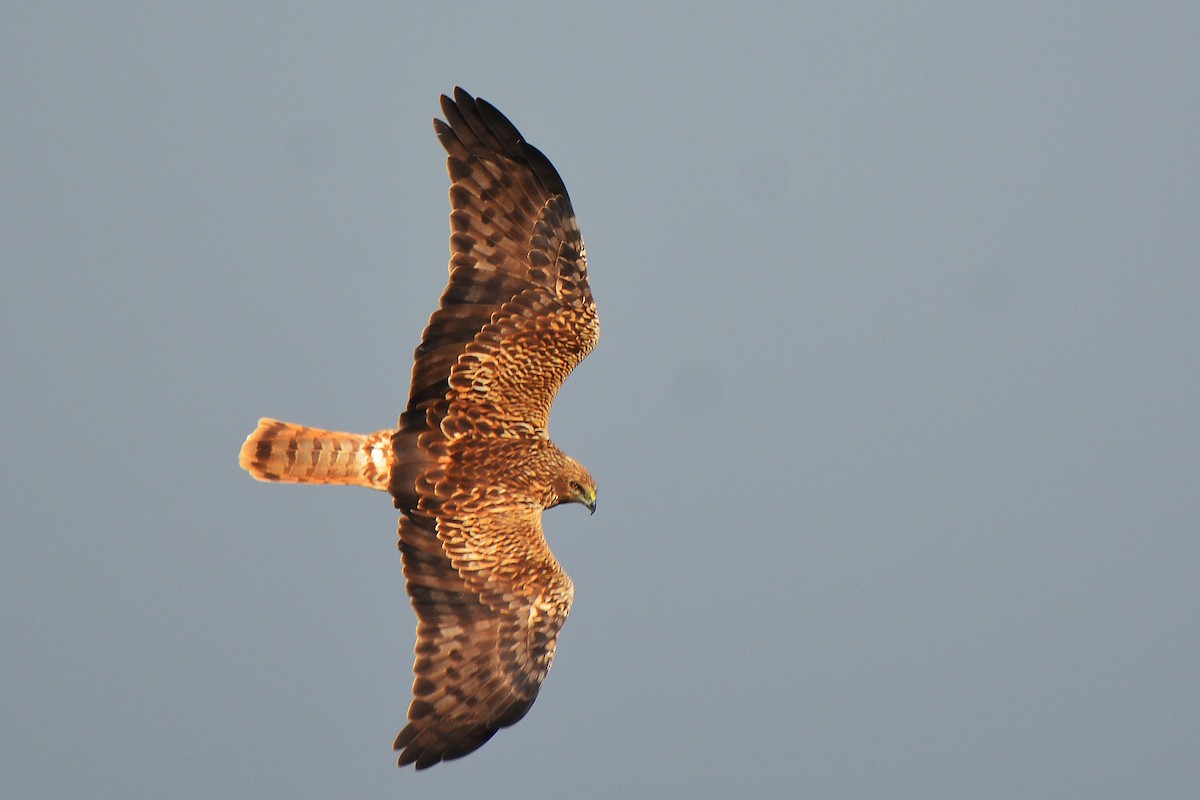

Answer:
[587,498,597,516]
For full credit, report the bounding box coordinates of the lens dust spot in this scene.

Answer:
[737,152,792,206]
[965,263,1017,313]
[670,363,724,414]
[287,120,338,173]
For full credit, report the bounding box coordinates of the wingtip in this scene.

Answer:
[440,86,476,118]
[394,731,442,771]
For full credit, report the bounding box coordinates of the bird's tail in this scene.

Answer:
[238,418,394,491]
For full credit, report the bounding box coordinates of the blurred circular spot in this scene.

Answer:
[965,263,1017,313]
[287,120,338,172]
[737,152,792,205]
[670,363,723,413]
[836,106,888,160]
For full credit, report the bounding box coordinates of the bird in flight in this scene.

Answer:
[239,88,598,769]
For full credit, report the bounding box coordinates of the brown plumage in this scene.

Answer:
[238,88,598,769]
[239,418,395,490]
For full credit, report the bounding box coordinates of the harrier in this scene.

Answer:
[239,88,598,769]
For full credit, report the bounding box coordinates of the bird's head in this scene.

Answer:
[551,459,597,515]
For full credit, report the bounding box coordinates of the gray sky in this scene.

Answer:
[3,3,1198,798]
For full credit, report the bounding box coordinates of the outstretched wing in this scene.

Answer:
[395,497,573,769]
[401,87,597,434]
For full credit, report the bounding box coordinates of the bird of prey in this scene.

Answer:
[238,88,598,769]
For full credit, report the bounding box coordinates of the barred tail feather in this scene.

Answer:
[238,418,394,491]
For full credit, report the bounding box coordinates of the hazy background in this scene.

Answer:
[3,3,1198,798]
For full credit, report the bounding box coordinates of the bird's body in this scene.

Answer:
[239,88,597,769]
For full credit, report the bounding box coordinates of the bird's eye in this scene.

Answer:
[569,481,582,493]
